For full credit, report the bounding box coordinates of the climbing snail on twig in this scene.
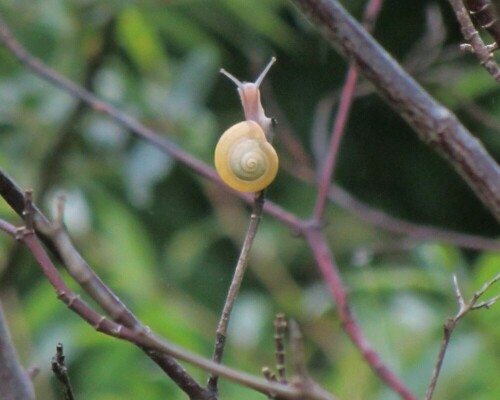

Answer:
[215,58,278,193]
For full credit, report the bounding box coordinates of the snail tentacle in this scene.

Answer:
[215,59,278,193]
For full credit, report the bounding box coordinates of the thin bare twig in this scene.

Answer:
[313,65,358,220]
[425,273,500,400]
[208,58,278,392]
[51,343,75,400]
[208,191,266,392]
[288,320,307,386]
[274,313,288,384]
[262,315,337,400]
[261,315,289,399]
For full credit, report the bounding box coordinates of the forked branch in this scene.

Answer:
[448,0,500,80]
[0,177,333,400]
[292,0,500,221]
[0,169,208,399]
[425,273,500,400]
[1,221,333,400]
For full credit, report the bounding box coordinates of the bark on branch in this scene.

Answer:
[0,303,35,400]
[292,0,500,222]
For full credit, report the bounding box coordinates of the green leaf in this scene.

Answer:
[90,185,157,302]
[116,6,167,75]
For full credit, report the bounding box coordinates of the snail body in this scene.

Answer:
[215,58,278,193]
[215,121,278,193]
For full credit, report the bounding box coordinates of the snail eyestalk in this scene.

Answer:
[254,57,276,87]
[219,58,277,140]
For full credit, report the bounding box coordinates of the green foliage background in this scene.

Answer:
[0,0,500,399]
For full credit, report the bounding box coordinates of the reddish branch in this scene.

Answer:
[313,64,358,220]
[304,227,416,400]
[313,0,384,221]
[0,168,211,399]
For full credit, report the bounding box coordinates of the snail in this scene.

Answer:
[214,58,278,193]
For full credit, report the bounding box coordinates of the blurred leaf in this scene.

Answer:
[217,0,300,52]
[90,185,158,302]
[470,252,500,336]
[164,217,218,281]
[116,6,168,75]
[124,142,174,207]
[453,67,498,101]
[152,9,217,51]
[414,242,464,274]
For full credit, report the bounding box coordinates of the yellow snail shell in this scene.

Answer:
[215,121,279,193]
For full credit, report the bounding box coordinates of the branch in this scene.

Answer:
[292,0,500,222]
[463,0,500,49]
[262,315,337,400]
[0,302,35,400]
[208,191,266,392]
[425,273,500,400]
[274,314,288,384]
[0,217,334,400]
[0,170,210,400]
[0,17,302,232]
[304,227,416,400]
[450,0,500,80]
[264,91,500,252]
[0,184,334,400]
[37,16,116,198]
[329,184,500,251]
[304,4,417,395]
[313,0,384,221]
[51,343,75,400]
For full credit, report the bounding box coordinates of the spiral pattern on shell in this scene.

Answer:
[215,121,279,193]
